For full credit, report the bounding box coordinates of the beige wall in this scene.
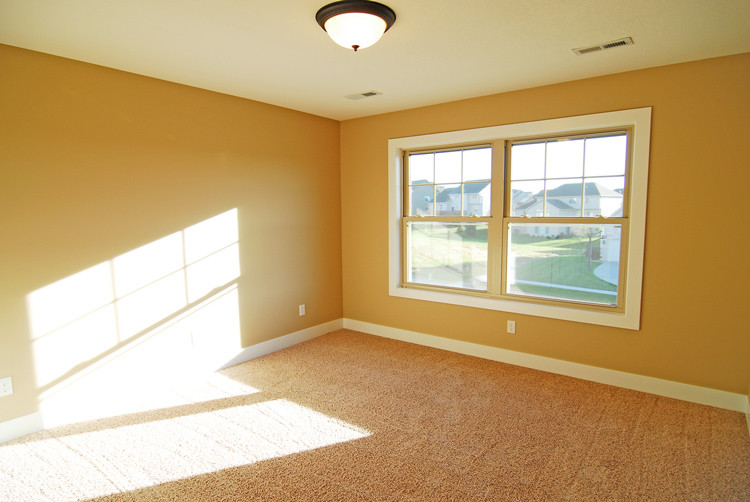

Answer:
[341,53,750,395]
[0,45,342,422]
[1,43,748,427]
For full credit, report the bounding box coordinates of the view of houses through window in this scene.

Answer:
[404,132,629,309]
[406,147,492,291]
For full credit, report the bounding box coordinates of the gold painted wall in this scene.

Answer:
[0,45,342,423]
[1,43,748,428]
[340,53,750,395]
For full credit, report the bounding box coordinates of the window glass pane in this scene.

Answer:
[544,179,582,217]
[463,148,492,181]
[584,177,625,217]
[511,142,545,180]
[435,184,461,216]
[409,153,434,184]
[546,139,584,179]
[510,180,544,216]
[584,135,627,177]
[435,151,462,183]
[506,223,620,306]
[407,222,488,290]
[409,185,435,216]
[462,182,491,216]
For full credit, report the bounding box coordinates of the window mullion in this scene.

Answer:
[486,139,505,295]
[500,217,510,297]
[401,218,408,286]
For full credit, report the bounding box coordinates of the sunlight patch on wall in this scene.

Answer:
[0,399,370,501]
[25,209,243,426]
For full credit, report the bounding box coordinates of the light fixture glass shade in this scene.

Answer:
[324,12,387,51]
[316,1,396,52]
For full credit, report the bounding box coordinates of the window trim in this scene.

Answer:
[388,108,651,330]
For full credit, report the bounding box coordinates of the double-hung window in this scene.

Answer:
[404,146,494,291]
[389,109,651,329]
[504,132,629,308]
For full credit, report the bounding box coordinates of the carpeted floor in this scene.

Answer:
[2,329,749,501]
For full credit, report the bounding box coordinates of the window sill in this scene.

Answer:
[390,284,639,329]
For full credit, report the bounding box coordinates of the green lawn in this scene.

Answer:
[512,254,615,291]
[507,282,616,305]
[408,223,488,269]
[510,235,596,257]
[509,234,616,304]
[408,225,617,304]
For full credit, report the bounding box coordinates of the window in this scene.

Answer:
[505,133,627,307]
[405,147,492,290]
[389,109,651,329]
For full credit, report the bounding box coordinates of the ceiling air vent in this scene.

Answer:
[345,90,382,101]
[572,37,633,55]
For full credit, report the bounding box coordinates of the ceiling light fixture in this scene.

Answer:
[316,0,396,52]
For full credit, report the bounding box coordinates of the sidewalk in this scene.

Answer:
[594,261,619,285]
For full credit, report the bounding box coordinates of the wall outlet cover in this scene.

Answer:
[0,377,13,397]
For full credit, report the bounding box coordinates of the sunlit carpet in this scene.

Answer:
[2,329,749,501]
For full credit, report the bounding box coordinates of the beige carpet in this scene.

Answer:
[1,329,749,501]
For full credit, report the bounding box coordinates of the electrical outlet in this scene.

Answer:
[506,320,516,334]
[0,377,13,398]
[299,304,306,316]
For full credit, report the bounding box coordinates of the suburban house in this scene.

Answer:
[435,182,491,217]
[513,182,623,219]
[410,181,491,217]
[512,181,624,239]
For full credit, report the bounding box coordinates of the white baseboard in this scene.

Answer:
[343,318,748,413]
[2,318,745,443]
[218,318,344,369]
[0,412,43,445]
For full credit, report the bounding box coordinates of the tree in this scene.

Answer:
[576,227,602,270]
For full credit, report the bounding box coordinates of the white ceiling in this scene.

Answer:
[1,0,749,120]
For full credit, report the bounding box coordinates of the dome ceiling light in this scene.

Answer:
[316,0,396,52]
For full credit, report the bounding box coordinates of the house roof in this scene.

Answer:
[545,182,622,198]
[512,189,532,201]
[435,182,490,202]
[514,182,622,212]
[515,198,576,212]
[515,198,541,211]
[548,199,577,210]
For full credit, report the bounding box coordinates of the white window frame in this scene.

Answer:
[388,108,651,330]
